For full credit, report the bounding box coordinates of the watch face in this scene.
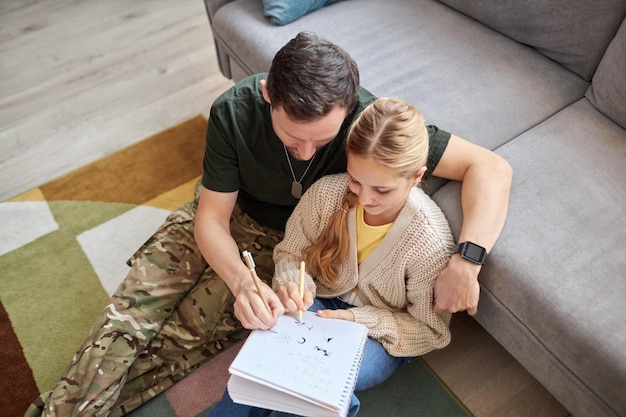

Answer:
[463,242,486,263]
[464,244,483,261]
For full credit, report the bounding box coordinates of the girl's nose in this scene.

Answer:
[358,189,375,205]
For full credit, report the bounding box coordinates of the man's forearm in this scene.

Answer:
[430,135,512,314]
[432,156,511,315]
[458,153,512,253]
[195,216,252,297]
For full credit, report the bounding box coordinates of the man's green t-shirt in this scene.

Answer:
[202,74,450,231]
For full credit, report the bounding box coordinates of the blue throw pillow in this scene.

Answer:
[262,0,345,26]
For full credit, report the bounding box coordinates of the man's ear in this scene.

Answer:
[260,79,271,104]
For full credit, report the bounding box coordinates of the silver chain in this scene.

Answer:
[283,145,316,183]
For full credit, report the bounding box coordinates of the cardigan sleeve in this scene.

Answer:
[272,174,348,294]
[272,186,318,294]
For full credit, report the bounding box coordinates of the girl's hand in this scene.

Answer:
[276,281,313,313]
[317,309,354,321]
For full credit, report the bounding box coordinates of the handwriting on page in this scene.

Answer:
[254,314,344,395]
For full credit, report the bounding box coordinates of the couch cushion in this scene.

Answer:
[211,0,589,153]
[436,0,626,81]
[262,0,344,25]
[433,99,626,417]
[586,17,626,129]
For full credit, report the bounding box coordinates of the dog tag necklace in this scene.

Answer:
[283,144,316,199]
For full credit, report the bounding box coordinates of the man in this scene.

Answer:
[26,32,511,417]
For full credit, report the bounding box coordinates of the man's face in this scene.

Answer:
[261,79,349,161]
[270,104,348,161]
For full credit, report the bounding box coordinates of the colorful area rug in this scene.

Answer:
[0,116,471,417]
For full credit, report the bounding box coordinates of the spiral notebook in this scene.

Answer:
[227,311,369,417]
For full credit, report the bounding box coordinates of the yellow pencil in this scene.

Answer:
[298,260,305,322]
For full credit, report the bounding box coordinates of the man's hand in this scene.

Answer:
[195,186,284,330]
[233,280,284,330]
[433,254,481,316]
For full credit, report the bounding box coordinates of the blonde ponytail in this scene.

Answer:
[303,190,358,285]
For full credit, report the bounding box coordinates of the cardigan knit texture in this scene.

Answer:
[273,173,456,357]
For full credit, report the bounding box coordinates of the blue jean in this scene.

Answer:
[205,297,409,417]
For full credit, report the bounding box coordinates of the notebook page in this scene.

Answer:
[229,311,368,411]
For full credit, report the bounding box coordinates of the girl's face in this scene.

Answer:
[347,153,423,226]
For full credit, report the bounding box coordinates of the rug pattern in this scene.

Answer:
[0,116,471,417]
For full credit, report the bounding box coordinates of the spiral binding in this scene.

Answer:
[338,329,368,414]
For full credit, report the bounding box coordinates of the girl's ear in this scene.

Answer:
[260,79,271,104]
[415,166,427,185]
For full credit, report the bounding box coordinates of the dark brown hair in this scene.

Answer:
[266,32,360,121]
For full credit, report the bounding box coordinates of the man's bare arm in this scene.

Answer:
[431,134,513,315]
[194,186,283,328]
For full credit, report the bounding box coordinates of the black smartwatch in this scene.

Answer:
[456,241,487,265]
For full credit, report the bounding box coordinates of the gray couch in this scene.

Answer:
[202,1,626,416]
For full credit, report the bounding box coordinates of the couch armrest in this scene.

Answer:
[203,0,235,79]
[203,0,234,23]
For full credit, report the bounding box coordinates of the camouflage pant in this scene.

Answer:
[25,190,284,417]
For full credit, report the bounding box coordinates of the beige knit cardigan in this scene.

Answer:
[273,173,456,357]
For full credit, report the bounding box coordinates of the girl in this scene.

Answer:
[207,97,455,417]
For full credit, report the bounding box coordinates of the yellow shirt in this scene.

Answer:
[340,204,394,306]
[356,204,393,263]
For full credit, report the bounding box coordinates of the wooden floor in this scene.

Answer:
[0,0,233,201]
[422,314,571,417]
[0,1,571,416]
